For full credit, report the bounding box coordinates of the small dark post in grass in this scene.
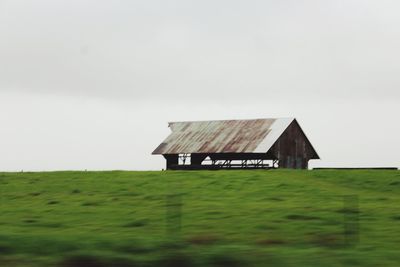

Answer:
[343,195,359,247]
[166,193,182,241]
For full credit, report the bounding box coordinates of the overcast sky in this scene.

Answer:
[0,0,399,171]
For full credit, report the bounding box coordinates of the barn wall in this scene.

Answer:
[191,154,207,165]
[269,120,317,169]
[163,154,178,170]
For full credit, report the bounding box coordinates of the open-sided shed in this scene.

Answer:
[152,118,319,170]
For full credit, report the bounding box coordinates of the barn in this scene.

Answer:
[152,118,319,170]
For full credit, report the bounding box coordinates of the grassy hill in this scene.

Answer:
[0,170,399,267]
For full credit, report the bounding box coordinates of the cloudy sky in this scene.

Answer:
[0,0,399,171]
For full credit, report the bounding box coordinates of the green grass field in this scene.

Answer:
[0,170,399,266]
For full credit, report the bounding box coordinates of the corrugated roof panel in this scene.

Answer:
[152,118,294,154]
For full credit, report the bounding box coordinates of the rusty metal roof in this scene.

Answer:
[152,118,294,154]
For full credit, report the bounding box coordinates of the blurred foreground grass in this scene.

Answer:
[0,170,399,266]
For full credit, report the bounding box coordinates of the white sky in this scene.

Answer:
[0,0,399,170]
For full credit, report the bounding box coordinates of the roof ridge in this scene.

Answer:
[169,117,294,124]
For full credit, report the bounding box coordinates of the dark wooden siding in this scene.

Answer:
[269,119,319,169]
